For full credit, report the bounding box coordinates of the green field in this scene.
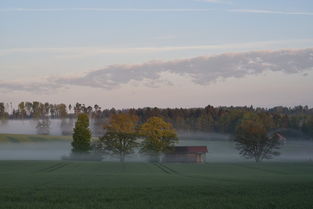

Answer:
[0,133,72,143]
[0,161,313,209]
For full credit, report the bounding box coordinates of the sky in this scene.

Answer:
[0,0,313,109]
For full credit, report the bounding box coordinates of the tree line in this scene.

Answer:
[1,102,313,138]
[71,113,177,163]
[71,112,286,163]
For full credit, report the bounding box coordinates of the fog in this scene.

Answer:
[0,119,105,136]
[0,128,312,161]
[0,141,71,160]
[0,119,70,135]
[179,135,313,162]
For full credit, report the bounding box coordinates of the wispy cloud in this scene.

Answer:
[1,48,312,93]
[1,7,313,16]
[55,48,313,89]
[196,0,231,4]
[1,39,312,58]
[229,9,313,16]
[0,8,213,12]
[0,80,61,93]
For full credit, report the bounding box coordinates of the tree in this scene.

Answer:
[72,113,91,153]
[0,103,6,119]
[56,104,67,118]
[139,117,177,162]
[18,102,26,119]
[302,115,313,138]
[36,118,50,135]
[32,101,41,118]
[234,116,283,162]
[74,103,82,116]
[96,113,139,162]
[25,102,33,116]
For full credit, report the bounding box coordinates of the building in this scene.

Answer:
[163,146,208,163]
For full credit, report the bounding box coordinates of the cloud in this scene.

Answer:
[1,39,312,58]
[229,9,313,16]
[0,8,213,12]
[1,7,313,16]
[1,48,313,93]
[55,48,313,88]
[0,80,61,93]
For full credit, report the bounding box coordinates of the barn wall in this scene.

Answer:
[163,153,205,163]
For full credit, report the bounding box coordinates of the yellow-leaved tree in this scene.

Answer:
[139,117,177,162]
[97,113,139,162]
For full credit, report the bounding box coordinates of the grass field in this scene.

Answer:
[0,161,313,209]
[0,133,72,143]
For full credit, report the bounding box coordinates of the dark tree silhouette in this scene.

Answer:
[96,113,139,162]
[72,113,91,153]
[234,116,284,162]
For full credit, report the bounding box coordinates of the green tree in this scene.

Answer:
[0,102,8,120]
[234,116,283,162]
[18,102,26,119]
[56,103,68,118]
[32,101,41,118]
[97,113,139,162]
[25,102,33,116]
[302,115,313,138]
[72,113,91,153]
[0,103,5,117]
[139,117,177,162]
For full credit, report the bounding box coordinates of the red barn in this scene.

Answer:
[163,146,208,163]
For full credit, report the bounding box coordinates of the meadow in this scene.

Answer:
[0,160,313,209]
[0,133,71,143]
[0,133,313,208]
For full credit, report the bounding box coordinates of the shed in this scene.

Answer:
[163,146,208,163]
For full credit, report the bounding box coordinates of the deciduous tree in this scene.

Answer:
[139,117,177,162]
[234,114,283,162]
[96,113,139,162]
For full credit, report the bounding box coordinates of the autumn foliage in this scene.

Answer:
[234,113,283,162]
[139,117,177,161]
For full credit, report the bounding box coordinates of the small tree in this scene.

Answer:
[139,117,177,162]
[96,113,139,162]
[72,113,91,153]
[36,118,50,135]
[0,102,9,120]
[302,115,313,138]
[234,117,283,162]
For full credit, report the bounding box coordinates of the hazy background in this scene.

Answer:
[0,120,312,161]
[1,0,312,161]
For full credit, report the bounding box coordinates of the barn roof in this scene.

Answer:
[169,146,208,154]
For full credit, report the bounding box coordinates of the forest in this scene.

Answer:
[0,102,312,138]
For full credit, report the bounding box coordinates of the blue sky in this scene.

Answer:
[0,0,313,108]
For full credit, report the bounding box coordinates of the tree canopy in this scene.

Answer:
[2,101,313,139]
[234,113,284,162]
[72,113,91,153]
[96,113,139,162]
[139,116,177,161]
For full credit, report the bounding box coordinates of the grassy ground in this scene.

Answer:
[0,133,72,143]
[0,161,313,209]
